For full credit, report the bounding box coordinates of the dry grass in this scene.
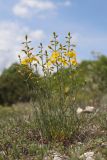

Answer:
[0,103,106,159]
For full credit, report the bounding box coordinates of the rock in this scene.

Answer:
[84,151,94,157]
[101,142,107,148]
[86,157,94,160]
[44,156,51,160]
[0,151,5,156]
[53,152,69,160]
[80,151,94,160]
[77,107,83,114]
[77,106,95,115]
[53,155,62,160]
[43,151,69,160]
[84,106,94,113]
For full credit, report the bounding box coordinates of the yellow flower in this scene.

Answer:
[51,51,60,59]
[21,59,28,65]
[58,57,68,66]
[47,51,61,65]
[62,61,68,66]
[50,57,57,64]
[57,57,63,62]
[65,50,76,58]
[31,56,38,61]
[21,56,38,65]
[46,61,52,67]
[70,58,77,66]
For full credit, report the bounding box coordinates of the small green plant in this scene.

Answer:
[18,32,83,143]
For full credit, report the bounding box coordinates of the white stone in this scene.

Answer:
[80,151,94,159]
[0,151,5,156]
[53,155,62,160]
[84,106,94,113]
[84,151,94,158]
[44,156,51,160]
[53,152,69,160]
[76,107,83,114]
[101,142,107,147]
[86,157,95,160]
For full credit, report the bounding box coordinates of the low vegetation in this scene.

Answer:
[0,33,106,159]
[0,104,106,159]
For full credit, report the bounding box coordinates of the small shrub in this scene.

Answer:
[18,32,84,143]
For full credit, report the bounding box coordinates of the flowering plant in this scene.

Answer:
[18,32,81,142]
[19,32,77,75]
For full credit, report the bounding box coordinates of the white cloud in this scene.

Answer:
[0,21,46,72]
[13,3,30,18]
[13,0,56,18]
[22,0,56,9]
[29,30,46,40]
[13,0,71,18]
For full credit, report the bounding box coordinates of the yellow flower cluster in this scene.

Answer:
[70,58,77,66]
[46,50,77,67]
[51,51,60,59]
[19,33,78,74]
[64,50,76,58]
[21,56,38,65]
[20,50,77,70]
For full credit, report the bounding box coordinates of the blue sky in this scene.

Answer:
[0,0,107,72]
